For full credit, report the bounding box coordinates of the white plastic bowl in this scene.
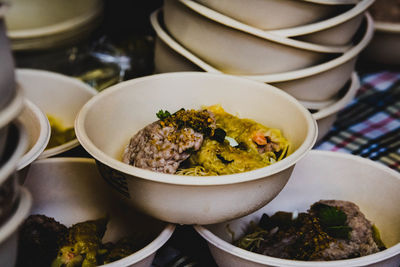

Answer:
[0,121,28,226]
[4,0,103,50]
[75,72,318,225]
[17,99,50,172]
[151,10,374,101]
[192,0,356,31]
[312,71,360,143]
[163,0,345,76]
[362,21,400,65]
[0,188,32,267]
[16,69,97,158]
[195,150,400,267]
[0,85,24,163]
[266,0,375,46]
[22,157,175,267]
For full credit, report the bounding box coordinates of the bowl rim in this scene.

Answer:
[75,71,318,186]
[150,9,374,83]
[0,85,24,129]
[194,150,400,267]
[17,99,51,170]
[15,68,98,159]
[178,0,350,53]
[267,0,375,37]
[28,157,176,267]
[0,120,29,186]
[6,0,103,39]
[312,71,360,120]
[374,21,400,33]
[0,187,32,244]
[304,0,359,4]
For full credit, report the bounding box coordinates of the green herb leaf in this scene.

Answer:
[211,128,226,143]
[156,110,171,120]
[313,203,347,227]
[326,225,352,239]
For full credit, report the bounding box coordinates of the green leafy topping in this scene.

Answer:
[156,110,171,120]
[372,224,387,250]
[312,203,352,239]
[211,128,226,143]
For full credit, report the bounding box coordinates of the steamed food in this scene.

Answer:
[46,115,76,149]
[17,215,144,267]
[123,105,290,175]
[235,200,385,261]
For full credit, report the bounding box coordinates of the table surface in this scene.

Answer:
[11,1,400,266]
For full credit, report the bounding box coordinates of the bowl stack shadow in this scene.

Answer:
[151,0,376,143]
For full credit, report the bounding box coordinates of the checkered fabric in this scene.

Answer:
[316,71,400,172]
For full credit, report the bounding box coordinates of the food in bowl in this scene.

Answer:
[46,114,75,149]
[17,214,148,267]
[123,105,290,175]
[235,200,385,261]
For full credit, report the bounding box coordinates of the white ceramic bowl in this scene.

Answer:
[152,10,373,101]
[0,187,31,267]
[0,121,28,226]
[17,99,50,172]
[362,21,400,65]
[4,0,103,51]
[16,69,97,158]
[192,0,357,31]
[0,18,16,111]
[75,72,318,225]
[163,0,346,76]
[266,0,375,46]
[0,85,24,163]
[194,150,400,267]
[312,71,360,143]
[22,157,175,267]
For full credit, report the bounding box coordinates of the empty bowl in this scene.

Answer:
[16,68,97,158]
[75,72,317,224]
[194,150,400,266]
[151,9,373,101]
[0,121,28,227]
[0,188,31,267]
[163,0,345,76]
[192,0,356,31]
[4,0,103,51]
[21,157,175,267]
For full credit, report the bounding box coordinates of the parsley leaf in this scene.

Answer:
[156,110,171,120]
[312,203,352,239]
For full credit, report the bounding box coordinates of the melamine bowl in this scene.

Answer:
[21,158,175,267]
[152,10,374,101]
[75,72,317,225]
[16,68,97,158]
[192,0,357,31]
[194,150,400,267]
[163,0,346,76]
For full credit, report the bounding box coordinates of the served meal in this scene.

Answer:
[235,200,386,261]
[46,115,76,149]
[17,214,147,267]
[122,105,290,175]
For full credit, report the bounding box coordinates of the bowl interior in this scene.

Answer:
[16,69,97,157]
[200,150,400,264]
[23,158,173,264]
[79,72,315,173]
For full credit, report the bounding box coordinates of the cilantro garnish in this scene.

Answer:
[156,110,171,120]
[312,203,352,239]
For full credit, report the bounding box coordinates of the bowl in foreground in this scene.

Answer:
[75,72,317,224]
[21,157,175,267]
[195,150,400,266]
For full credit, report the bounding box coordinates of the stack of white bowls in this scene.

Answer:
[0,6,33,267]
[151,0,376,142]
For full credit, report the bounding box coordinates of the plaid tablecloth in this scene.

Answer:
[316,71,400,172]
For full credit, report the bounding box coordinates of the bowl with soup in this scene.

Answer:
[75,72,318,224]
